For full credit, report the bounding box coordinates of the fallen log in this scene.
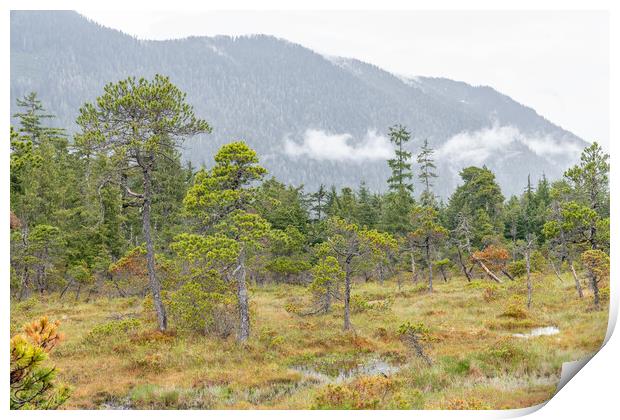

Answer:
[472,258,503,283]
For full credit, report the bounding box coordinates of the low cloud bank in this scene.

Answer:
[284,129,394,163]
[436,124,582,166]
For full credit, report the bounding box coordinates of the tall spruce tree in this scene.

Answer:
[386,124,414,193]
[417,139,438,207]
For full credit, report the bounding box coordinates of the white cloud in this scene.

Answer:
[436,124,582,167]
[284,129,394,163]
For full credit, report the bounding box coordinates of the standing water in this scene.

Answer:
[512,326,560,339]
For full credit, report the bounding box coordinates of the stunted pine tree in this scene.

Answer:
[309,256,344,314]
[11,317,70,409]
[184,142,269,342]
[77,75,212,331]
[581,249,610,310]
[408,206,448,293]
[564,142,610,218]
[324,217,374,331]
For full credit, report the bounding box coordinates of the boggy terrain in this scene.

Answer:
[10,272,608,410]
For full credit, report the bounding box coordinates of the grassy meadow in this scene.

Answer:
[10,271,608,410]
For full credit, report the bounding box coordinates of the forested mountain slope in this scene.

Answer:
[10,10,586,196]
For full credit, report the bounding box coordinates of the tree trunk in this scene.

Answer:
[473,259,503,283]
[440,267,448,282]
[569,259,584,298]
[324,287,332,313]
[501,269,514,281]
[60,277,74,299]
[425,240,433,293]
[590,274,600,309]
[456,248,472,282]
[18,267,30,301]
[343,257,352,331]
[526,249,532,309]
[236,249,250,342]
[549,259,564,283]
[142,166,167,331]
[410,250,418,283]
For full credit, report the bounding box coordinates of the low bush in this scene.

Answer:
[85,319,141,343]
[313,376,404,409]
[444,397,491,410]
[168,281,236,338]
[499,296,528,319]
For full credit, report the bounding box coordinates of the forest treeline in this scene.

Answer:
[10,75,610,345]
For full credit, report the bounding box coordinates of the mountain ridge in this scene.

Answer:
[10,10,586,197]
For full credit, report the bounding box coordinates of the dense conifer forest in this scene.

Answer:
[10,76,609,410]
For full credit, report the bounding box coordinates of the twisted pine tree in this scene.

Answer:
[76,75,212,331]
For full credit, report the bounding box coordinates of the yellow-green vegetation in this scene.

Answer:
[10,272,607,410]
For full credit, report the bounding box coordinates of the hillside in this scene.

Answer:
[10,10,586,196]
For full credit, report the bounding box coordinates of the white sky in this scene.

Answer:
[78,10,609,148]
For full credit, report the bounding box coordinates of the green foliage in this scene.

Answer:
[313,376,404,409]
[499,297,528,319]
[581,250,610,281]
[386,124,414,194]
[417,139,438,207]
[85,319,141,343]
[184,141,266,226]
[398,321,431,338]
[506,260,527,278]
[255,178,309,232]
[169,281,236,337]
[309,256,344,312]
[266,256,311,277]
[564,142,609,216]
[10,318,70,409]
[446,166,504,247]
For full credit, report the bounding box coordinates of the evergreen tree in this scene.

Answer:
[184,142,269,342]
[417,139,438,207]
[386,124,414,194]
[355,182,379,229]
[310,184,328,221]
[407,205,448,292]
[76,75,212,331]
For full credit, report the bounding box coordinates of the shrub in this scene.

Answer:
[131,352,165,370]
[85,319,141,343]
[266,256,311,282]
[442,356,471,376]
[168,281,236,337]
[482,285,500,302]
[10,317,70,409]
[506,260,526,278]
[600,286,610,304]
[258,327,285,349]
[444,397,491,410]
[308,256,344,313]
[313,376,399,409]
[478,337,536,375]
[398,322,431,340]
[284,301,302,315]
[350,295,371,313]
[499,296,528,319]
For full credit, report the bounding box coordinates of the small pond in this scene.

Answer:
[512,326,560,339]
[291,357,403,384]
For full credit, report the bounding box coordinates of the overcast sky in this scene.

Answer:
[78,10,609,149]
